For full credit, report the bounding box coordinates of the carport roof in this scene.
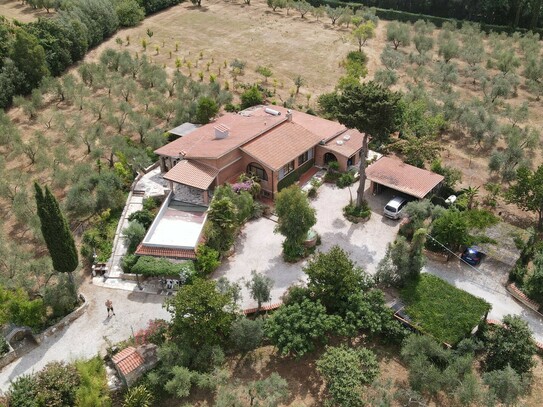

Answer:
[366,156,444,199]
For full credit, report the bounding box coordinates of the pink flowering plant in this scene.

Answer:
[134,319,169,346]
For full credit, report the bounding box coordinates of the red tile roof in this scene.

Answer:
[155,106,352,166]
[323,129,365,158]
[247,105,347,141]
[112,347,144,376]
[243,302,283,315]
[163,160,219,190]
[241,122,322,170]
[155,113,285,159]
[365,156,444,199]
[135,244,197,259]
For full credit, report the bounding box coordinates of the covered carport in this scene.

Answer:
[365,156,444,199]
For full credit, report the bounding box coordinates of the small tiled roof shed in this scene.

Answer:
[112,344,158,387]
[366,156,444,199]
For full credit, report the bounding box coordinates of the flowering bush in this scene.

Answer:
[232,181,253,193]
[134,319,169,346]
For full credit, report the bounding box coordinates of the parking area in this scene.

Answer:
[213,182,401,310]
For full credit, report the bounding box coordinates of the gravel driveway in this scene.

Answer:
[0,282,169,392]
[214,182,400,310]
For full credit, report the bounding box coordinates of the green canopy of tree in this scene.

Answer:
[264,299,340,357]
[115,0,145,27]
[304,245,372,315]
[10,29,49,94]
[34,183,78,275]
[484,314,537,374]
[320,81,403,142]
[317,345,379,407]
[274,185,316,260]
[165,278,236,348]
[505,165,543,231]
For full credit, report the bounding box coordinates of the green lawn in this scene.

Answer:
[401,274,491,345]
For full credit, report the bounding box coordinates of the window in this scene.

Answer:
[298,148,314,166]
[247,163,268,181]
[298,151,309,166]
[279,160,295,180]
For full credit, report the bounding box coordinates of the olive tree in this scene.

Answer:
[386,21,410,49]
[317,345,379,407]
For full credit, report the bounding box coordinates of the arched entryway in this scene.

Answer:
[246,162,268,181]
[324,152,338,165]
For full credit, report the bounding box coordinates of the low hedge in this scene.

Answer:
[131,256,196,280]
[278,159,315,191]
[314,0,543,36]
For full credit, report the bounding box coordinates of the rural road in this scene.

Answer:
[0,280,170,392]
[424,258,543,343]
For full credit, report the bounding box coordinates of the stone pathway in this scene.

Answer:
[107,167,168,280]
[0,281,169,392]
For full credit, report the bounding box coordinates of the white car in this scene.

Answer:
[384,197,408,220]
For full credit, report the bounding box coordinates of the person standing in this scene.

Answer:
[105,299,115,317]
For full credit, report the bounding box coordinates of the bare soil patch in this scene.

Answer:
[0,0,53,22]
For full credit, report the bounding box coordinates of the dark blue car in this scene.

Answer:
[461,246,485,266]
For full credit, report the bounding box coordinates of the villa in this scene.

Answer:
[155,105,366,203]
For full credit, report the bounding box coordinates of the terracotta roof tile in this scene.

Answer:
[246,105,347,141]
[323,129,365,158]
[112,347,144,376]
[243,302,283,315]
[135,244,197,259]
[366,156,444,199]
[155,113,285,159]
[156,106,350,163]
[163,160,219,190]
[241,122,322,170]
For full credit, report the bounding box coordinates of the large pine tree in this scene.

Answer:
[34,183,79,275]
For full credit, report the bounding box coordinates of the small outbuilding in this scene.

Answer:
[112,344,158,387]
[366,156,444,199]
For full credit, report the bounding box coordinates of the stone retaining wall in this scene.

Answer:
[424,249,449,263]
[0,343,17,370]
[36,293,88,344]
[0,294,88,369]
[506,283,541,313]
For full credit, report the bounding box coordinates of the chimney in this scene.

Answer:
[214,124,230,139]
[286,109,292,122]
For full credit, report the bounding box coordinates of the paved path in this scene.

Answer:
[213,182,400,310]
[0,281,169,392]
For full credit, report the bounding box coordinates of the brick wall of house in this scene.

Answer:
[316,146,350,172]
[239,154,273,194]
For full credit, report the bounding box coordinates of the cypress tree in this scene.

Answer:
[34,183,79,275]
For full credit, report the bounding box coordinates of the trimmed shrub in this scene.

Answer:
[131,256,196,279]
[143,196,161,211]
[195,245,221,276]
[121,254,139,273]
[343,201,371,223]
[127,209,155,229]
